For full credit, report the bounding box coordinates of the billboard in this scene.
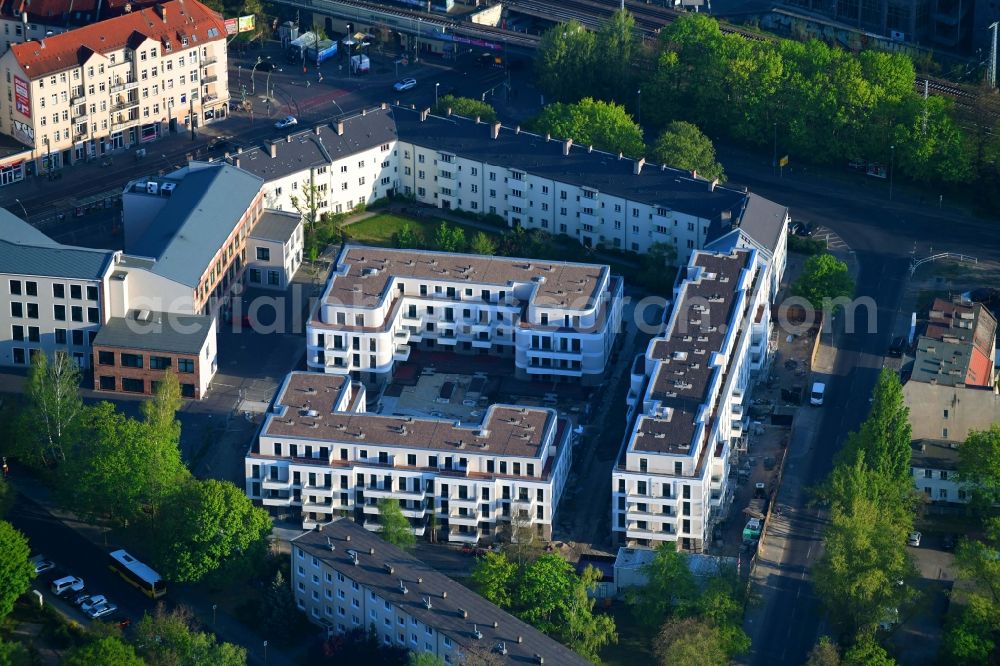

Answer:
[237,15,255,33]
[224,18,238,35]
[14,75,30,118]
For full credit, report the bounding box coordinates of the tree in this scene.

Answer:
[259,569,305,644]
[0,479,13,519]
[377,499,416,550]
[942,593,999,665]
[958,424,1000,510]
[637,242,678,294]
[408,652,446,666]
[21,350,84,466]
[653,617,729,666]
[470,231,497,256]
[0,520,33,620]
[64,401,188,524]
[433,95,497,123]
[157,479,271,582]
[695,568,750,657]
[790,253,854,309]
[140,369,186,514]
[626,541,697,631]
[806,636,842,666]
[839,368,912,491]
[64,637,144,666]
[652,121,725,181]
[595,10,637,103]
[535,21,596,103]
[393,223,422,249]
[432,222,466,253]
[532,98,645,158]
[470,550,517,608]
[291,182,322,228]
[136,604,247,666]
[0,636,28,666]
[841,632,895,666]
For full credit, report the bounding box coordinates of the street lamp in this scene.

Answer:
[13,198,28,219]
[212,604,217,628]
[435,82,440,108]
[889,144,895,201]
[251,56,263,94]
[636,88,641,127]
[263,640,269,665]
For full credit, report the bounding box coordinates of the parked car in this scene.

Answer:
[888,336,906,358]
[393,78,417,91]
[274,115,298,130]
[30,555,55,574]
[907,531,922,547]
[72,592,92,606]
[787,221,802,236]
[809,382,826,406]
[81,595,108,613]
[51,576,85,596]
[794,222,814,237]
[87,602,117,620]
[942,533,957,550]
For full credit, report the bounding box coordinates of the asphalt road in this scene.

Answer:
[721,147,999,663]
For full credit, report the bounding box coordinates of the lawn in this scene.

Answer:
[344,213,496,248]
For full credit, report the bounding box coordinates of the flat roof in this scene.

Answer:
[292,519,590,666]
[911,438,961,471]
[324,245,608,311]
[251,210,301,243]
[92,310,213,355]
[263,372,555,459]
[392,106,747,223]
[633,250,753,455]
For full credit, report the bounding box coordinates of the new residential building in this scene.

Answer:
[225,106,398,216]
[305,245,623,387]
[290,518,589,664]
[0,209,116,369]
[246,210,304,291]
[613,248,770,552]
[0,0,228,175]
[246,371,574,543]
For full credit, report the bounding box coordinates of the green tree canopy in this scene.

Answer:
[942,593,999,665]
[432,222,467,253]
[839,368,912,491]
[842,632,896,666]
[791,253,854,309]
[652,121,725,181]
[535,21,596,103]
[0,520,33,620]
[626,541,697,630]
[653,617,729,666]
[595,10,637,103]
[470,231,498,256]
[433,95,497,123]
[471,550,517,608]
[259,568,305,644]
[64,637,145,666]
[0,636,29,666]
[958,424,1000,510]
[157,479,271,582]
[21,350,84,467]
[806,636,842,666]
[532,98,645,158]
[408,652,446,666]
[136,604,247,666]
[377,499,416,551]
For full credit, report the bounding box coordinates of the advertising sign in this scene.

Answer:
[237,15,255,33]
[224,18,238,35]
[14,75,30,118]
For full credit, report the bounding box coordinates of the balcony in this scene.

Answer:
[625,523,672,540]
[302,501,334,513]
[513,496,534,508]
[447,528,481,544]
[449,511,479,526]
[111,98,139,113]
[471,337,492,349]
[437,170,454,181]
[109,79,138,93]
[401,505,427,519]
[109,57,133,68]
[71,94,85,105]
[202,56,218,66]
[203,93,220,104]
[449,495,478,507]
[73,131,87,142]
[393,329,410,345]
[262,477,292,490]
[626,505,669,520]
[262,494,294,507]
[393,345,411,361]
[437,334,458,347]
[202,75,218,85]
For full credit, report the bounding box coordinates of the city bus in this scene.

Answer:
[108,549,167,599]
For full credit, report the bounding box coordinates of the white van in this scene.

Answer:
[51,575,84,596]
[810,382,826,406]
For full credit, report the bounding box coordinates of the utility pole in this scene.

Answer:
[989,21,998,89]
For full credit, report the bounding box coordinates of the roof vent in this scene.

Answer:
[495,641,508,655]
[369,547,375,555]
[458,608,468,618]
[348,549,359,565]
[326,536,335,551]
[423,597,433,609]
[441,591,448,599]
[384,564,394,575]
[398,580,408,594]
[473,624,482,639]
[535,655,545,664]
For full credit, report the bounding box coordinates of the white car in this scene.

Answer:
[907,531,922,547]
[30,555,55,574]
[51,576,85,596]
[274,116,298,130]
[81,595,108,613]
[87,602,117,619]
[393,78,417,91]
[809,382,826,406]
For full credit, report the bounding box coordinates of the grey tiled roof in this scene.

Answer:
[92,310,213,355]
[733,193,788,255]
[129,164,263,287]
[392,106,748,222]
[228,107,398,182]
[292,519,591,665]
[0,209,114,280]
[251,210,301,243]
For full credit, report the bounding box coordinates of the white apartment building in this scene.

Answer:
[0,0,228,175]
[305,245,624,387]
[227,106,398,217]
[247,210,304,291]
[393,107,753,264]
[613,248,771,552]
[290,519,590,665]
[0,209,116,369]
[246,372,575,543]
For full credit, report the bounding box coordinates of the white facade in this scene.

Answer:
[246,372,575,543]
[247,211,304,291]
[306,245,623,387]
[613,248,770,552]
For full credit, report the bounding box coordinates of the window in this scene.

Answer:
[70,285,82,299]
[53,284,65,298]
[27,303,38,319]
[12,348,25,364]
[72,330,83,346]
[99,376,116,390]
[55,329,67,344]
[86,285,98,300]
[27,327,39,342]
[71,306,83,322]
[256,247,270,261]
[149,356,171,370]
[121,377,144,393]
[9,280,21,295]
[11,325,23,341]
[177,358,194,373]
[54,304,66,321]
[87,307,99,323]
[25,281,36,296]
[120,353,143,368]
[98,351,115,365]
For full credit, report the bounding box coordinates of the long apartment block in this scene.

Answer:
[246,372,575,544]
[306,245,623,387]
[613,248,770,552]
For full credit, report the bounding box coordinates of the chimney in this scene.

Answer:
[381,102,387,110]
[618,152,624,160]
[362,108,367,116]
[236,146,243,154]
[691,169,698,179]
[709,178,719,192]
[515,125,521,134]
[269,143,277,158]
[490,120,501,140]
[587,145,593,153]
[419,108,429,122]
[562,138,573,156]
[314,125,322,135]
[286,134,293,142]
[545,133,551,141]
[475,116,481,124]
[234,157,240,169]
[155,3,167,21]
[447,107,453,116]
[633,157,645,176]
[336,121,344,136]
